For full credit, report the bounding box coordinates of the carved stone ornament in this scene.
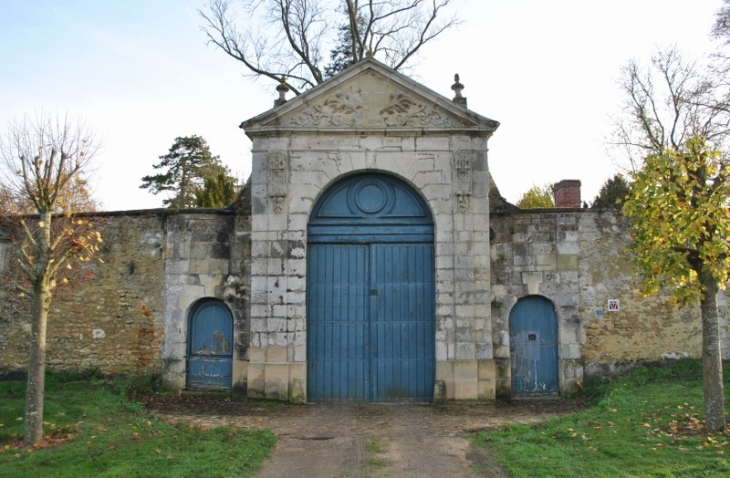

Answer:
[279,91,464,129]
[282,93,366,127]
[268,150,288,212]
[380,94,460,127]
[455,150,472,211]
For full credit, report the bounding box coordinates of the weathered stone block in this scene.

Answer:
[267,346,287,363]
[454,360,478,380]
[454,380,478,400]
[557,254,578,271]
[478,379,496,400]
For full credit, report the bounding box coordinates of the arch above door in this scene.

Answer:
[308,173,433,243]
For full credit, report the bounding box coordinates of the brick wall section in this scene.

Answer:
[553,180,581,208]
[0,212,167,374]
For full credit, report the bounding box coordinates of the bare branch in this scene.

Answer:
[609,46,730,170]
[199,0,459,94]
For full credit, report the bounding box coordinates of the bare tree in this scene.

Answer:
[608,46,730,172]
[0,114,103,444]
[711,1,730,97]
[712,0,730,45]
[199,0,459,95]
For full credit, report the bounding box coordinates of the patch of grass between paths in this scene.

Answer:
[0,373,276,477]
[472,360,730,477]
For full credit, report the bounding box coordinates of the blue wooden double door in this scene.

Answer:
[307,174,435,402]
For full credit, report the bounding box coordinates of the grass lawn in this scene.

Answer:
[472,360,730,477]
[0,373,275,477]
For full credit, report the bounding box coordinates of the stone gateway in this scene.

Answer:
[0,59,727,402]
[241,59,499,402]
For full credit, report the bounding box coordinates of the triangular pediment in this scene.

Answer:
[241,59,499,136]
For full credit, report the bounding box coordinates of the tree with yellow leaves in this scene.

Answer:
[0,114,103,444]
[623,137,729,432]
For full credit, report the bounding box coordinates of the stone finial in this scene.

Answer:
[366,50,374,58]
[274,77,290,108]
[451,74,467,107]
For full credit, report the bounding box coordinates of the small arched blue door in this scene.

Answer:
[509,296,559,396]
[307,173,435,402]
[187,300,233,390]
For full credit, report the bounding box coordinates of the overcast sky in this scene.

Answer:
[0,0,723,211]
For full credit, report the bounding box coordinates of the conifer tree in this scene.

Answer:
[140,136,234,209]
[591,174,630,209]
[194,168,237,208]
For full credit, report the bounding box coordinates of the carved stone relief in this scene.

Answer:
[268,150,288,212]
[380,94,460,127]
[455,150,472,211]
[279,91,464,129]
[282,93,366,127]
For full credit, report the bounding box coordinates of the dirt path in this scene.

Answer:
[152,399,584,477]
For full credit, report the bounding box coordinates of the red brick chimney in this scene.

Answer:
[553,180,582,208]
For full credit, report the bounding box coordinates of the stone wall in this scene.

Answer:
[2,202,727,399]
[0,204,253,386]
[0,212,167,374]
[490,208,729,396]
[159,207,251,393]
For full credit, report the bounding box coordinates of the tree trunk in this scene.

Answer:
[25,210,54,444]
[24,281,51,444]
[698,267,726,433]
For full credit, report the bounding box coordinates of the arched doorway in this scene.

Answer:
[307,173,435,402]
[187,299,233,390]
[509,296,559,396]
